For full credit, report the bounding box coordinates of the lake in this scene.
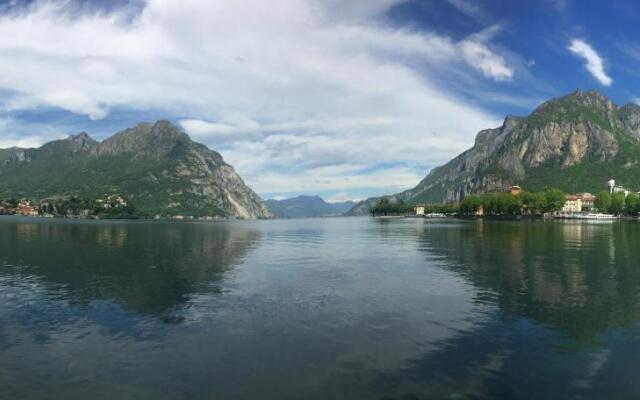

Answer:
[1,216,640,399]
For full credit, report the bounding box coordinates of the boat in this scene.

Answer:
[553,212,618,220]
[424,213,447,218]
[584,213,618,220]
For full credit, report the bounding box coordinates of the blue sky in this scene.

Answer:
[0,0,638,202]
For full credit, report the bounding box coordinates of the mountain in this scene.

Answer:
[348,90,640,215]
[265,195,355,218]
[0,120,272,219]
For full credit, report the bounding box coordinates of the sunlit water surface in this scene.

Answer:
[1,216,640,399]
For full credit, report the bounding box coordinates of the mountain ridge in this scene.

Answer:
[0,120,272,219]
[348,90,640,215]
[265,195,355,218]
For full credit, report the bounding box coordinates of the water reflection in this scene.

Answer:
[0,218,262,316]
[376,219,640,399]
[414,220,640,340]
[3,217,640,400]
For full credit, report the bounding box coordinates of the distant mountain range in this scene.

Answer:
[0,120,272,219]
[265,195,355,218]
[348,90,640,215]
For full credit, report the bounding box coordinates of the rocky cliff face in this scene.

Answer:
[0,120,272,219]
[348,90,640,215]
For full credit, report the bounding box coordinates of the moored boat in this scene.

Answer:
[553,212,618,220]
[425,212,447,218]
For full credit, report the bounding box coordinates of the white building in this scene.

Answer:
[561,193,596,213]
[608,179,630,196]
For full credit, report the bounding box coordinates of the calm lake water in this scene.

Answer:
[1,216,640,399]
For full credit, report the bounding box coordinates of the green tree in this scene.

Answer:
[594,191,611,213]
[483,192,522,215]
[370,198,389,216]
[522,191,546,214]
[543,188,566,212]
[506,194,523,215]
[483,193,501,215]
[610,192,626,215]
[625,193,639,215]
[369,198,412,216]
[459,195,482,214]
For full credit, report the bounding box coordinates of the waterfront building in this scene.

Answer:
[562,195,583,213]
[562,193,596,213]
[415,205,425,216]
[16,200,38,216]
[577,193,595,211]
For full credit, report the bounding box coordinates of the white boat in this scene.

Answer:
[584,213,617,220]
[424,213,447,218]
[554,212,618,220]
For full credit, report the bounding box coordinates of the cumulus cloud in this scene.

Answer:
[568,39,612,86]
[0,0,509,196]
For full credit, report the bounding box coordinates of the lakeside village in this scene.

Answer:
[370,179,640,220]
[0,194,137,219]
[0,194,224,220]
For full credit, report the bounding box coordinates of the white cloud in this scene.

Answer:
[325,192,358,203]
[446,0,489,22]
[0,134,51,148]
[248,166,424,195]
[0,117,67,148]
[0,0,510,196]
[459,40,513,81]
[568,39,612,86]
[459,24,513,81]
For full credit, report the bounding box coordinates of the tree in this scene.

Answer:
[594,191,611,213]
[610,192,626,215]
[543,188,566,212]
[459,195,482,214]
[369,198,412,216]
[522,191,546,214]
[370,198,390,216]
[484,193,503,215]
[626,193,639,215]
[483,192,522,215]
[506,194,523,215]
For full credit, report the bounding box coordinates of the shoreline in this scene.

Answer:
[0,214,267,222]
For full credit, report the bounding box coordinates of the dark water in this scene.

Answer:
[1,216,640,400]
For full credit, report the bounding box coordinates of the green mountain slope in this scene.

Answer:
[348,90,640,215]
[0,120,272,218]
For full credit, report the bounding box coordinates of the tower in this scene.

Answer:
[607,179,616,194]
